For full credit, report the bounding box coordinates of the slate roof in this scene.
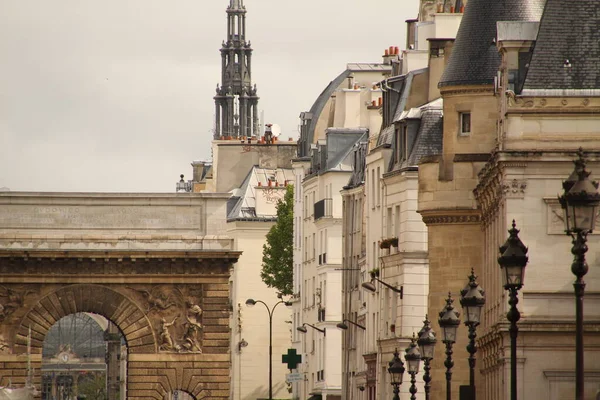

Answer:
[375,68,427,148]
[305,70,351,148]
[439,0,546,87]
[523,0,600,91]
[389,99,443,172]
[344,141,368,190]
[407,109,443,166]
[305,63,392,147]
[324,128,368,172]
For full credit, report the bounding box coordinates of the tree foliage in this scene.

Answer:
[77,374,107,400]
[261,185,294,296]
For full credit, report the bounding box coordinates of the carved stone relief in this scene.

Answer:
[502,179,527,199]
[126,285,204,353]
[0,286,36,322]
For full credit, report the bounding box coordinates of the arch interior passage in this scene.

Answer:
[41,312,126,400]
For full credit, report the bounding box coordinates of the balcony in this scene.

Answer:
[314,198,333,220]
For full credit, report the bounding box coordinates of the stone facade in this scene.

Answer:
[0,192,238,399]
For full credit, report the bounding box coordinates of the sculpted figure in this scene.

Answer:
[186,300,203,328]
[159,317,178,351]
[129,287,176,313]
[180,323,201,353]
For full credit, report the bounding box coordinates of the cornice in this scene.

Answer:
[420,209,481,225]
[506,92,600,113]
[440,85,494,97]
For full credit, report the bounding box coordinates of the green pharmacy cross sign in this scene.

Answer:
[282,348,302,370]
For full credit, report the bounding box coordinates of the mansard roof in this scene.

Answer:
[389,98,443,172]
[375,68,427,148]
[345,141,368,190]
[304,63,392,150]
[523,0,600,92]
[439,0,546,88]
[324,128,368,172]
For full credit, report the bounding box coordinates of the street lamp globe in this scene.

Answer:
[438,292,461,343]
[559,149,600,233]
[498,220,528,289]
[460,269,486,325]
[405,334,422,374]
[388,348,405,386]
[245,298,257,307]
[417,315,437,360]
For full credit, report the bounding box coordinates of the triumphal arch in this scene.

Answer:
[0,191,239,399]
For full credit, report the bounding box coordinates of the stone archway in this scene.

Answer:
[0,192,239,399]
[16,284,155,355]
[0,253,236,400]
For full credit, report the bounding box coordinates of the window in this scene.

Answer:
[459,112,471,136]
[386,207,393,238]
[403,125,409,160]
[395,128,401,164]
[378,167,382,205]
[394,205,401,238]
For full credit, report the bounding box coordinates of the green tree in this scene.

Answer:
[77,373,106,400]
[261,185,294,296]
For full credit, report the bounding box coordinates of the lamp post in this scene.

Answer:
[405,334,422,400]
[559,148,600,400]
[245,298,291,400]
[388,348,405,400]
[439,292,461,400]
[417,315,436,400]
[336,319,366,330]
[459,268,486,397]
[497,220,528,400]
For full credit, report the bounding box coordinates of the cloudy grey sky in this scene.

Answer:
[0,0,418,192]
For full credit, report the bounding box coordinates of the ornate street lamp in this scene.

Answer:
[245,298,292,400]
[405,334,422,400]
[558,148,600,400]
[388,348,405,400]
[439,292,461,400]
[497,220,528,400]
[417,315,437,400]
[460,268,486,397]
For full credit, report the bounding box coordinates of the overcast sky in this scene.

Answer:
[0,0,418,192]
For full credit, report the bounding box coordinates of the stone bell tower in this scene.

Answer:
[213,0,259,139]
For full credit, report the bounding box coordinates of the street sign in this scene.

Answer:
[282,348,302,370]
[286,372,304,383]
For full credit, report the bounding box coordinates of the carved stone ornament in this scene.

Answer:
[421,213,481,225]
[502,179,527,198]
[0,286,35,322]
[128,285,204,353]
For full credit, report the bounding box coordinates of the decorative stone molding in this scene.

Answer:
[502,179,527,198]
[475,152,529,224]
[440,87,495,97]
[421,209,481,225]
[506,93,600,113]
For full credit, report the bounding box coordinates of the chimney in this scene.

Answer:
[191,161,206,182]
[382,46,398,65]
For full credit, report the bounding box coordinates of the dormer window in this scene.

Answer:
[459,112,471,136]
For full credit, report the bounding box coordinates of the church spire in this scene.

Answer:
[214,0,258,139]
[229,0,244,9]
